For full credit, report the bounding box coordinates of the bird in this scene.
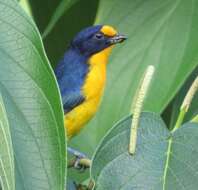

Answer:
[55,25,127,139]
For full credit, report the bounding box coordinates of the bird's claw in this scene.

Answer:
[67,147,91,171]
[73,157,88,171]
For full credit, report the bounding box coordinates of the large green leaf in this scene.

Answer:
[91,112,198,189]
[70,0,198,156]
[0,95,15,190]
[29,0,99,66]
[0,0,65,189]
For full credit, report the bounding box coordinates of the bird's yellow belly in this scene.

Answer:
[65,63,106,139]
[64,46,113,139]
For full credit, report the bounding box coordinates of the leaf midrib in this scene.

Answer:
[0,98,14,190]
[0,102,14,175]
[162,137,172,190]
[0,122,13,190]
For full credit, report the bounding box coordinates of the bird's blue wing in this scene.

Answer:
[62,90,85,113]
[55,50,88,114]
[56,67,85,114]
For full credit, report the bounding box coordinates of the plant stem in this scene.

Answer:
[172,76,198,132]
[129,65,155,155]
[172,109,186,133]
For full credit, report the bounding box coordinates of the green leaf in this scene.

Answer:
[91,112,198,190]
[0,95,15,190]
[0,0,65,189]
[71,0,198,156]
[42,0,80,39]
[29,0,99,66]
[19,0,32,16]
[191,114,198,123]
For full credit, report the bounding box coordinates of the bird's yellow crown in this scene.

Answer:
[100,25,117,36]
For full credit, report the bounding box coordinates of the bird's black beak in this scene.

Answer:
[108,34,127,45]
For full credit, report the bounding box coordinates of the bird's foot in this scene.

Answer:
[67,147,91,171]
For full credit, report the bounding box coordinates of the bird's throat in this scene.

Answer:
[88,46,114,66]
[83,45,114,100]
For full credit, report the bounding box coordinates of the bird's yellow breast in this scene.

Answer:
[65,46,113,138]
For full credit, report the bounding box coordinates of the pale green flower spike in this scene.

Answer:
[129,65,155,155]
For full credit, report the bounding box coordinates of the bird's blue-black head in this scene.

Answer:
[70,25,127,57]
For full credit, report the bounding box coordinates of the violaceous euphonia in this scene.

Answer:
[55,25,126,139]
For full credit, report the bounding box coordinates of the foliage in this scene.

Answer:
[0,0,197,189]
[0,0,65,189]
[91,112,198,189]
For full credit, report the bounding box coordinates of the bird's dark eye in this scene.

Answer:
[94,33,103,40]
